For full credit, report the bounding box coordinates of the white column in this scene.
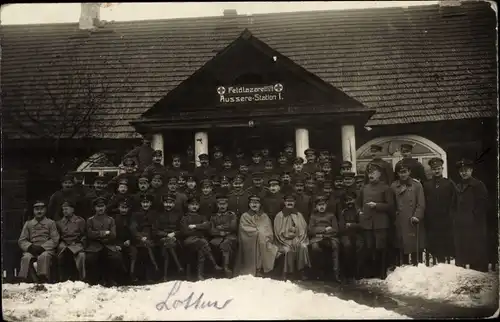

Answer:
[151,133,164,165]
[194,131,209,167]
[341,125,357,174]
[295,128,310,159]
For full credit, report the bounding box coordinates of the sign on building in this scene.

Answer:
[217,83,284,104]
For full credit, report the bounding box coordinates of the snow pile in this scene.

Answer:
[2,276,409,321]
[361,263,498,308]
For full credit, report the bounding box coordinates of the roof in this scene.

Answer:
[1,1,497,139]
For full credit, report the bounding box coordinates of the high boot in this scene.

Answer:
[204,247,222,271]
[379,250,387,279]
[332,248,341,283]
[162,256,169,282]
[168,249,184,273]
[222,252,232,278]
[129,259,137,283]
[197,257,205,281]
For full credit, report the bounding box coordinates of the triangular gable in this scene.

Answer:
[141,29,366,119]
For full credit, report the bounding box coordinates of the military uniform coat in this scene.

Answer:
[48,189,78,221]
[228,190,251,218]
[294,192,313,224]
[194,165,216,182]
[56,215,86,255]
[209,211,238,252]
[357,181,394,230]
[130,209,158,247]
[262,191,285,221]
[199,194,217,218]
[179,212,210,248]
[308,211,340,244]
[86,214,118,252]
[395,158,427,183]
[364,158,395,185]
[107,172,139,194]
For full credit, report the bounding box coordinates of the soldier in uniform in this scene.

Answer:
[423,157,457,265]
[293,179,313,224]
[263,175,285,222]
[238,163,253,190]
[263,158,276,184]
[358,163,394,278]
[184,175,199,200]
[108,157,139,194]
[177,173,188,193]
[107,178,131,217]
[228,175,251,219]
[276,152,292,174]
[318,150,330,165]
[343,172,358,195]
[394,143,427,183]
[184,145,196,172]
[114,198,134,283]
[219,155,238,180]
[355,175,365,193]
[249,150,265,174]
[85,197,123,286]
[48,174,77,221]
[211,175,221,192]
[454,159,489,272]
[313,170,326,189]
[165,176,188,213]
[209,194,238,277]
[131,175,151,210]
[280,171,295,195]
[86,175,112,205]
[320,159,334,182]
[154,193,184,281]
[142,150,169,178]
[364,144,394,185]
[308,197,341,282]
[129,194,160,282]
[291,157,308,183]
[339,191,363,280]
[56,199,86,282]
[303,148,318,175]
[123,133,154,173]
[234,148,247,167]
[212,146,225,172]
[283,142,295,165]
[166,154,186,179]
[219,175,231,191]
[390,161,426,266]
[194,153,216,183]
[339,161,353,176]
[305,176,318,197]
[199,179,217,219]
[70,173,93,220]
[180,198,222,280]
[149,172,167,210]
[18,200,60,283]
[261,147,273,163]
[318,182,338,215]
[246,171,269,199]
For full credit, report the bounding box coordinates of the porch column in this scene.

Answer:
[151,133,164,165]
[295,128,310,159]
[341,125,357,174]
[194,131,209,167]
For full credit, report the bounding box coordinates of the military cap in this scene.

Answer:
[370,144,383,152]
[215,194,229,201]
[198,153,209,161]
[118,198,131,207]
[141,194,155,203]
[367,162,383,172]
[314,195,328,205]
[61,198,76,208]
[211,175,221,182]
[186,145,194,152]
[179,171,189,178]
[428,157,444,169]
[123,157,136,166]
[200,179,212,187]
[334,175,344,181]
[293,178,305,185]
[343,171,356,178]
[33,200,47,208]
[138,175,149,183]
[168,176,178,183]
[248,194,262,202]
[261,147,270,153]
[281,171,292,177]
[118,178,129,186]
[319,149,330,155]
[220,175,230,183]
[344,190,357,200]
[235,148,244,155]
[252,172,264,179]
[186,175,196,182]
[268,175,281,184]
[93,197,107,207]
[61,174,74,183]
[341,161,352,168]
[400,143,414,152]
[264,158,274,164]
[456,158,474,169]
[94,175,107,183]
[304,148,316,155]
[171,153,182,160]
[284,142,294,148]
[213,145,222,152]
[239,162,249,167]
[314,169,325,175]
[252,150,262,157]
[355,174,365,181]
[396,160,412,172]
[187,197,199,205]
[233,174,244,183]
[283,194,296,201]
[151,173,164,181]
[293,157,305,165]
[223,155,232,162]
[153,150,163,157]
[142,133,153,141]
[162,193,177,202]
[321,159,332,165]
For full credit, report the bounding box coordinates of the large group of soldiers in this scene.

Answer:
[18,134,492,286]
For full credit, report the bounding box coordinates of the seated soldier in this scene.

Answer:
[130,194,160,283]
[132,174,151,210]
[107,157,139,194]
[18,200,60,283]
[274,194,311,280]
[339,191,363,281]
[309,197,341,282]
[227,175,250,219]
[56,199,86,282]
[293,179,313,224]
[114,198,135,283]
[154,194,184,281]
[246,171,268,199]
[180,198,222,280]
[280,171,294,195]
[263,175,285,222]
[142,150,169,178]
[107,178,131,216]
[199,179,217,219]
[209,194,238,277]
[166,176,188,213]
[85,197,123,286]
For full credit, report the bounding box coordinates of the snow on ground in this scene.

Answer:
[359,263,499,308]
[2,275,409,321]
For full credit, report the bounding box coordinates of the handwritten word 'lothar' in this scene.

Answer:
[156,281,233,311]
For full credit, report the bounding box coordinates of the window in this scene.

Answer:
[356,135,448,179]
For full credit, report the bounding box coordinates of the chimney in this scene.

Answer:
[79,3,101,30]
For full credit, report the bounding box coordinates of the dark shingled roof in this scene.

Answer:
[1,1,497,139]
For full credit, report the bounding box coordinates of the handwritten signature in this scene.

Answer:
[156,281,233,311]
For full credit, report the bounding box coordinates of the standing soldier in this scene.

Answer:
[454,159,489,272]
[391,161,426,266]
[263,158,276,184]
[305,176,318,197]
[131,175,151,210]
[355,175,365,193]
[219,155,238,180]
[394,143,427,183]
[209,194,238,277]
[219,175,232,191]
[154,194,184,281]
[56,199,86,282]
[246,172,269,199]
[280,171,295,195]
[184,175,199,201]
[261,147,273,164]
[212,146,225,172]
[180,198,222,280]
[228,175,251,219]
[86,175,112,206]
[321,159,334,183]
[85,197,123,286]
[48,174,77,221]
[149,172,167,210]
[291,157,308,183]
[177,173,188,193]
[166,154,186,179]
[364,144,394,185]
[423,158,457,265]
[142,150,169,179]
[165,176,188,213]
[339,191,363,280]
[293,179,313,224]
[343,172,358,195]
[283,142,295,165]
[108,157,139,194]
[184,146,196,172]
[114,198,134,283]
[71,173,93,220]
[339,161,353,176]
[123,134,154,173]
[317,182,338,216]
[199,179,217,219]
[107,178,132,216]
[18,200,60,283]
[263,175,285,223]
[276,152,292,174]
[303,148,318,175]
[234,148,247,168]
[358,163,394,278]
[249,150,265,174]
[309,196,341,282]
[238,163,253,190]
[194,154,216,183]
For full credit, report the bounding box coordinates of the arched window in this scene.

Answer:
[76,152,122,184]
[356,135,448,179]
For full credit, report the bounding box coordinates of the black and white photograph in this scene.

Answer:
[1,1,498,320]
